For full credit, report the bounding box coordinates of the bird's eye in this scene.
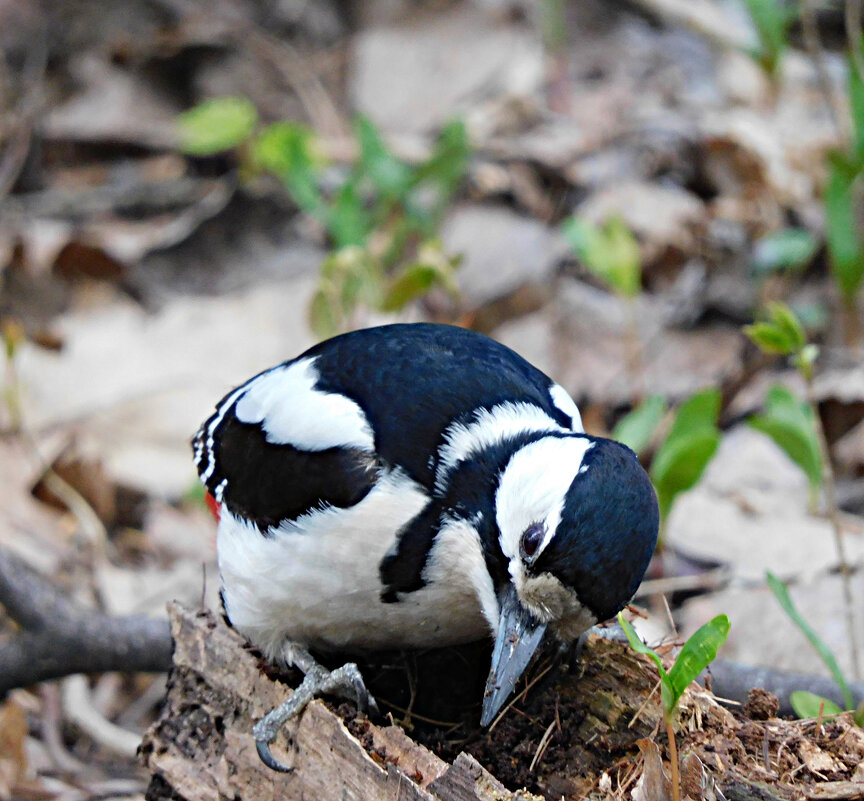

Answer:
[521,523,544,560]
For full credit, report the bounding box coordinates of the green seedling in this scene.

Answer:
[561,216,641,298]
[746,304,861,680]
[178,101,470,336]
[741,0,796,77]
[744,301,817,378]
[751,228,819,277]
[562,215,646,392]
[766,572,863,724]
[177,97,259,156]
[825,151,864,317]
[650,389,721,522]
[612,395,667,457]
[749,384,822,508]
[618,612,731,801]
[821,45,864,342]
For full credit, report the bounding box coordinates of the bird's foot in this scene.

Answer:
[253,657,379,772]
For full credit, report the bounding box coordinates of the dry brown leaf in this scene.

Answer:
[0,699,28,800]
[632,738,673,801]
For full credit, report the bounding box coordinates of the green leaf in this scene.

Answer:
[748,384,822,491]
[252,122,326,220]
[650,389,721,519]
[667,615,730,710]
[416,119,471,198]
[382,243,460,312]
[743,322,795,355]
[617,614,674,714]
[355,116,414,200]
[252,121,320,173]
[562,216,641,298]
[825,152,864,304]
[612,395,667,456]
[768,302,807,352]
[326,181,371,249]
[741,0,793,74]
[789,691,843,719]
[854,699,864,727]
[743,302,807,357]
[308,286,340,339]
[766,572,854,710]
[751,229,818,276]
[177,97,258,155]
[848,47,864,165]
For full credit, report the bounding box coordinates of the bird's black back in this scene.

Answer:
[296,323,574,488]
[194,324,575,531]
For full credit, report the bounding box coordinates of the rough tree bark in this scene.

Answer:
[141,605,864,801]
[141,603,545,801]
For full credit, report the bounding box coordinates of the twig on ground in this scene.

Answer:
[62,675,142,759]
[0,21,46,202]
[40,683,88,774]
[0,548,172,695]
[707,659,864,715]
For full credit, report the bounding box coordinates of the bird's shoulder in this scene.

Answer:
[192,324,580,531]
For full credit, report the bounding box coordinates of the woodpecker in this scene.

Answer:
[193,323,659,770]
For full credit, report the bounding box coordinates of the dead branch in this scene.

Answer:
[0,548,171,695]
[708,660,864,717]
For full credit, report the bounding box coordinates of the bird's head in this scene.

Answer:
[481,434,659,725]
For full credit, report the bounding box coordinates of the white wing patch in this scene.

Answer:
[435,402,563,494]
[549,383,583,432]
[234,357,374,452]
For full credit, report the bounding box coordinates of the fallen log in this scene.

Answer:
[141,604,864,801]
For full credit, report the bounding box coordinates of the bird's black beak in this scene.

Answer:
[480,583,547,726]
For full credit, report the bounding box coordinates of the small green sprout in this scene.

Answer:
[749,385,822,507]
[825,152,864,314]
[613,395,667,457]
[744,301,817,379]
[766,572,863,724]
[751,228,819,277]
[746,304,861,682]
[561,216,641,298]
[741,0,796,77]
[177,97,258,156]
[176,99,470,337]
[649,389,721,522]
[618,612,731,801]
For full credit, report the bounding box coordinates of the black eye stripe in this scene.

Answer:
[521,523,544,558]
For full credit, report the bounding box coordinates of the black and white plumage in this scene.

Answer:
[193,323,659,760]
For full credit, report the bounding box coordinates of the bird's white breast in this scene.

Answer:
[217,469,492,659]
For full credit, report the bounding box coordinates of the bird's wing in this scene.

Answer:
[306,323,577,487]
[193,361,379,532]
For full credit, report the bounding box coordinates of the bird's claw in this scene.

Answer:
[253,660,378,772]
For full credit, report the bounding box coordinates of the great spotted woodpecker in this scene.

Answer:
[193,323,658,769]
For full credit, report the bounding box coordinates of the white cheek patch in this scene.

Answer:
[435,402,563,494]
[549,383,583,432]
[495,436,594,563]
[234,357,375,452]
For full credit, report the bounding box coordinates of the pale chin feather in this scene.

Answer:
[513,570,597,639]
